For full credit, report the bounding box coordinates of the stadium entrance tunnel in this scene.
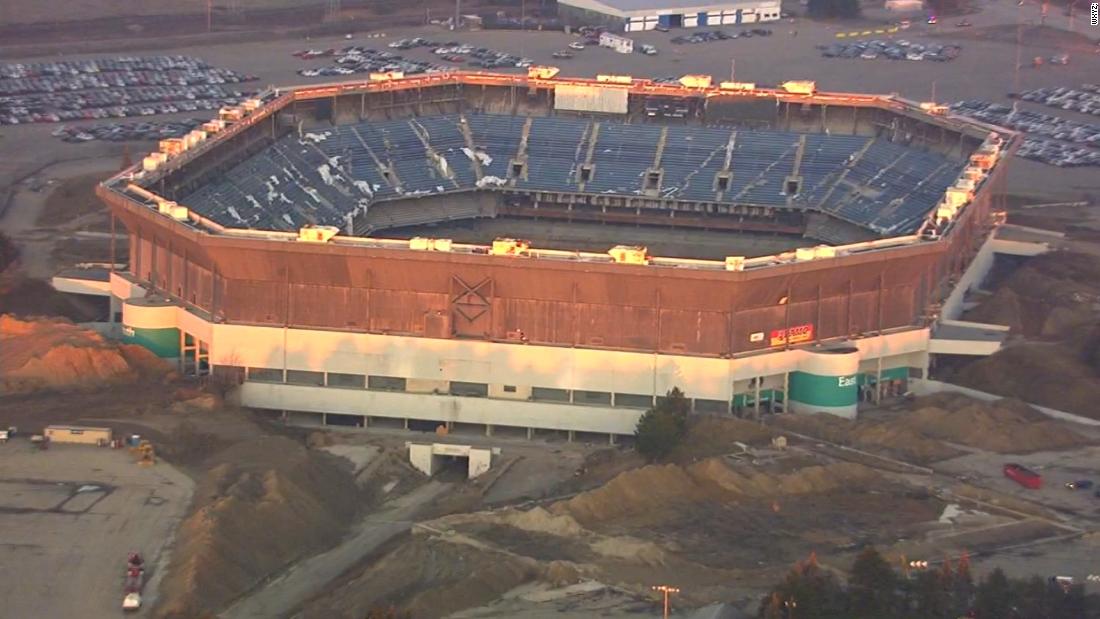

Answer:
[407,442,499,479]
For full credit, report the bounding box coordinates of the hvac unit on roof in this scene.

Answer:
[814,246,837,259]
[725,256,746,271]
[491,238,531,256]
[409,237,453,252]
[608,245,648,265]
[297,225,340,243]
[795,247,817,262]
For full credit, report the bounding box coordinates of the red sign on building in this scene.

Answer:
[769,323,814,347]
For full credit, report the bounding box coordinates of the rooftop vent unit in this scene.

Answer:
[369,71,405,81]
[156,201,189,221]
[608,245,648,265]
[936,203,958,222]
[780,80,816,95]
[679,74,712,89]
[219,107,243,122]
[814,245,837,259]
[159,138,185,156]
[491,238,531,256]
[719,81,756,92]
[297,225,340,243]
[962,166,985,182]
[795,247,817,262]
[944,187,971,208]
[528,66,560,80]
[969,152,995,170]
[241,99,262,112]
[202,119,226,134]
[409,237,453,252]
[596,74,633,84]
[725,256,746,271]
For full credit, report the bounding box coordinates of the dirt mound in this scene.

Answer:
[965,251,1100,339]
[774,414,963,464]
[669,415,776,463]
[0,314,172,394]
[301,536,539,619]
[952,345,1100,421]
[898,393,1092,452]
[552,459,881,527]
[155,436,359,618]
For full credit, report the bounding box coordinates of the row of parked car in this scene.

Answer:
[820,39,961,62]
[0,67,253,97]
[950,100,1100,167]
[0,55,235,80]
[1011,84,1100,118]
[1,84,248,122]
[298,46,440,78]
[50,119,207,143]
[671,28,773,45]
[1,95,244,125]
[431,44,534,69]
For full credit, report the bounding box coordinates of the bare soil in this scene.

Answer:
[0,314,173,394]
[156,435,361,618]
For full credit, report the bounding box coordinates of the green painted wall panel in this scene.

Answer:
[788,371,857,408]
[123,326,179,358]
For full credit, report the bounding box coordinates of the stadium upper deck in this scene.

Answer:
[116,71,1012,249]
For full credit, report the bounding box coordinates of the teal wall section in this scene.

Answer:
[788,371,858,408]
[123,326,180,358]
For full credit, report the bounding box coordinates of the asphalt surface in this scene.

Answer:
[221,480,450,619]
[0,442,193,619]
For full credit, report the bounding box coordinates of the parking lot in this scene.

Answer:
[0,442,193,618]
[0,55,256,125]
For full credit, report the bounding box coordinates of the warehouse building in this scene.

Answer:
[558,0,782,32]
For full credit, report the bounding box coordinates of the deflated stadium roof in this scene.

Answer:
[178,112,966,238]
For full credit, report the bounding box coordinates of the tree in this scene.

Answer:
[848,548,899,618]
[974,568,1015,619]
[758,554,849,619]
[634,387,690,462]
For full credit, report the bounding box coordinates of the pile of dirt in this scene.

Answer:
[669,416,776,463]
[156,436,360,618]
[552,460,881,527]
[952,345,1100,420]
[301,535,540,619]
[965,251,1100,339]
[774,414,963,464]
[898,393,1093,452]
[0,314,172,394]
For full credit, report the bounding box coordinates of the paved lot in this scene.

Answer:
[934,443,1100,525]
[0,441,193,618]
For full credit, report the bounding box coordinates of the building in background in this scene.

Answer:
[557,0,782,32]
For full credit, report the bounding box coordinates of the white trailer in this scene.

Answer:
[599,32,635,54]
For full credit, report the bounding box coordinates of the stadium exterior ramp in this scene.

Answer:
[92,71,1015,439]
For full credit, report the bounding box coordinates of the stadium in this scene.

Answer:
[91,69,1013,440]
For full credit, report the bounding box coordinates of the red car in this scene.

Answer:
[1004,463,1042,489]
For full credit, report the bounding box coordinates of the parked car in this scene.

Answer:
[568,41,585,50]
[1065,480,1094,490]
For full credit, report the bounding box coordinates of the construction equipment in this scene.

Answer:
[131,440,156,466]
[122,552,145,612]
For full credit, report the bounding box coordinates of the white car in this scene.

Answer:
[568,42,585,50]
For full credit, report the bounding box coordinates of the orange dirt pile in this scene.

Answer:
[156,436,359,618]
[0,314,171,394]
[552,459,880,527]
[774,413,963,464]
[952,345,1100,421]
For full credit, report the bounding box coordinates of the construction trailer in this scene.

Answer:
[44,425,113,445]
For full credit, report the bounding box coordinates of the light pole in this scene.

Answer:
[652,584,680,619]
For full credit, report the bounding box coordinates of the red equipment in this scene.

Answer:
[1003,463,1042,489]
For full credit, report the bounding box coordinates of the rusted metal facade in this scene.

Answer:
[102,73,1008,360]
